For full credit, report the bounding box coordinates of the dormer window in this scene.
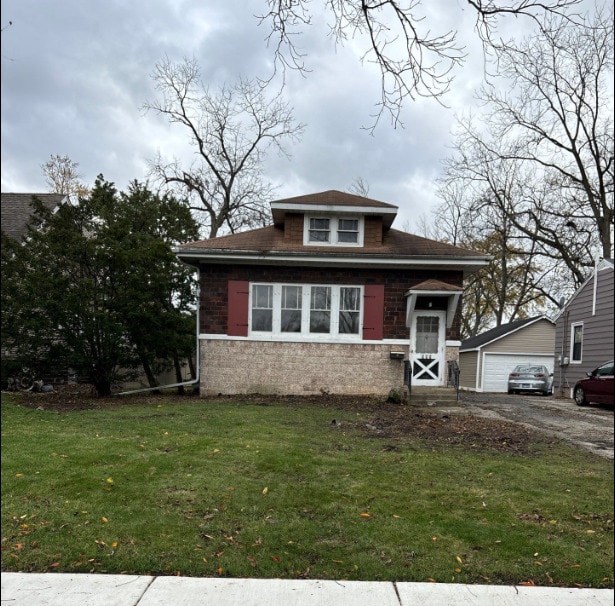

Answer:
[308,218,331,243]
[304,216,363,246]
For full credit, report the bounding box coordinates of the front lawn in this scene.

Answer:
[1,392,613,588]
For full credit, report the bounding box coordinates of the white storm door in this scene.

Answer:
[410,312,446,386]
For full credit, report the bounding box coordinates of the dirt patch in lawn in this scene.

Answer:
[8,386,552,455]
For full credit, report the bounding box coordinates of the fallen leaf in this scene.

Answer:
[106,478,114,484]
[456,556,463,564]
[271,555,281,563]
[454,567,462,573]
[262,487,268,495]
[102,517,108,523]
[360,513,372,518]
[15,473,23,478]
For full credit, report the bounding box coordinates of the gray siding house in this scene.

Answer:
[459,316,556,393]
[554,258,614,398]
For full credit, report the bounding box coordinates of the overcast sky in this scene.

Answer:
[1,1,538,231]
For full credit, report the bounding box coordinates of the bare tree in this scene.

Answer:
[433,179,549,335]
[257,0,584,128]
[443,8,613,288]
[41,154,90,198]
[142,57,304,238]
[347,177,370,197]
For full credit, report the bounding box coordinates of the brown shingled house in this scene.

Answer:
[175,191,490,396]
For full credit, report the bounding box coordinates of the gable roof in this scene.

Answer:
[1,193,67,241]
[554,258,614,320]
[460,316,554,352]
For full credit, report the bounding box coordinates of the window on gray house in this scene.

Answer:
[571,323,583,362]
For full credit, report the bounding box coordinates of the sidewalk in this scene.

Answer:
[2,573,613,605]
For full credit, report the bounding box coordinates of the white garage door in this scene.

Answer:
[482,353,554,393]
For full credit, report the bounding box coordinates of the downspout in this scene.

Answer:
[117,283,201,396]
[592,255,598,316]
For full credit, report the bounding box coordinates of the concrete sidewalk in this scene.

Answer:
[1,573,613,605]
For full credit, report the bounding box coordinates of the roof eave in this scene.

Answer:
[174,248,490,272]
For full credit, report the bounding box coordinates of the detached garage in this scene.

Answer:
[459,316,556,393]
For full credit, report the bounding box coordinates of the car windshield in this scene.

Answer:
[515,366,544,373]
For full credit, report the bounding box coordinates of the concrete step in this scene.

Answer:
[406,386,461,407]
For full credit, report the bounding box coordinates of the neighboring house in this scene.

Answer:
[553,258,614,398]
[1,193,67,241]
[459,316,556,393]
[175,190,490,396]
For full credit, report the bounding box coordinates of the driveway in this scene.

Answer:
[460,392,614,460]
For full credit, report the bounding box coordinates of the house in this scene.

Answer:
[553,258,614,398]
[1,193,68,241]
[175,190,490,396]
[458,316,556,393]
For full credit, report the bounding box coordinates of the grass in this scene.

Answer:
[1,392,613,588]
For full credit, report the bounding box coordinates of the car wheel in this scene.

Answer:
[574,386,587,406]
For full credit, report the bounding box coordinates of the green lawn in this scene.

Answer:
[1,393,613,588]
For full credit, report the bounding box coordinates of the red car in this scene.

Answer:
[573,360,614,406]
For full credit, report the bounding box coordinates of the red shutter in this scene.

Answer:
[228,280,249,337]
[363,284,384,340]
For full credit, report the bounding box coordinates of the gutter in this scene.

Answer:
[117,284,201,396]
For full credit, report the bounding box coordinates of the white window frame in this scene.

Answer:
[303,215,364,247]
[249,283,364,340]
[570,322,583,363]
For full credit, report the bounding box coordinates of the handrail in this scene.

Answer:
[447,360,460,400]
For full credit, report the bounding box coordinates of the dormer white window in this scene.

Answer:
[304,215,363,247]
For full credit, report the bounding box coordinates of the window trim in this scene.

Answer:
[249,282,364,340]
[570,322,583,363]
[303,215,364,247]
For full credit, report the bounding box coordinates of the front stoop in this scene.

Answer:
[405,386,461,407]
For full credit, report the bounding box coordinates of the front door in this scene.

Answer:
[410,311,446,386]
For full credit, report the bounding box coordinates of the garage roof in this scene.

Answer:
[461,316,553,352]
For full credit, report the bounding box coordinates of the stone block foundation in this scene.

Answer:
[199,339,406,396]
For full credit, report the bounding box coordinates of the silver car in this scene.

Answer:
[507,364,553,396]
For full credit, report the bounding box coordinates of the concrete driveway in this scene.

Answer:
[460,392,614,460]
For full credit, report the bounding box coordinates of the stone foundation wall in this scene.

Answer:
[200,339,406,396]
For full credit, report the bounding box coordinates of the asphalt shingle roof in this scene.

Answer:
[177,226,483,258]
[1,193,66,241]
[460,316,551,351]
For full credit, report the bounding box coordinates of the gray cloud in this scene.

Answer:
[0,0,556,231]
